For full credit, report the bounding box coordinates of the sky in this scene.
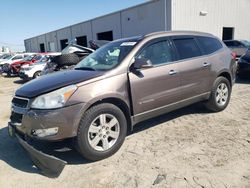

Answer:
[0,0,146,52]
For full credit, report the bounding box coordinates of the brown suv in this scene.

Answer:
[9,31,237,170]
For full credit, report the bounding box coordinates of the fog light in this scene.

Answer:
[32,127,59,137]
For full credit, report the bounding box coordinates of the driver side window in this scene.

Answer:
[137,40,174,66]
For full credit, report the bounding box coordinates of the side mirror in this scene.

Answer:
[132,58,153,70]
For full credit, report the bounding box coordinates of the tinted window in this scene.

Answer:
[137,40,174,65]
[224,41,242,47]
[197,36,223,54]
[173,38,201,60]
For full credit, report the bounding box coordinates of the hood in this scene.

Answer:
[15,70,104,98]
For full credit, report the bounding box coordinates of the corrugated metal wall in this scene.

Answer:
[171,0,250,40]
[25,0,250,52]
[24,0,170,52]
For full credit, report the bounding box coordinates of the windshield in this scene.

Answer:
[75,40,138,71]
[23,55,35,61]
[33,55,43,61]
[0,54,11,59]
[5,55,13,60]
[35,56,50,64]
[241,40,250,48]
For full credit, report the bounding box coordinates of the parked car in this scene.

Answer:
[0,53,11,61]
[0,54,25,74]
[224,40,250,59]
[0,54,12,73]
[8,31,237,177]
[19,53,61,80]
[0,54,25,65]
[7,54,37,75]
[41,43,95,75]
[237,49,250,78]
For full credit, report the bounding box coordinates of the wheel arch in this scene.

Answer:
[217,71,232,86]
[85,97,133,133]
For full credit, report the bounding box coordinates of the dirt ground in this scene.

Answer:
[0,76,250,188]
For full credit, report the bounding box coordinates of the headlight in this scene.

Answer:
[31,85,77,109]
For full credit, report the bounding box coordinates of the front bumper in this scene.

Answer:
[8,123,67,178]
[10,103,84,141]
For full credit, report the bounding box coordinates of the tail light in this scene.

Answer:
[231,52,237,60]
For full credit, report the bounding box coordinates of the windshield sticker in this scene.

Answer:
[121,42,137,46]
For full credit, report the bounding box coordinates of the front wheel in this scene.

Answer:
[33,71,41,79]
[205,77,231,112]
[75,103,127,161]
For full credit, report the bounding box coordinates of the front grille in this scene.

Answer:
[10,112,23,124]
[12,97,29,108]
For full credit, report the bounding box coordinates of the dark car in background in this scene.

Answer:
[238,49,250,78]
[224,40,250,59]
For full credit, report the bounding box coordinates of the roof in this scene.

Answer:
[145,30,215,38]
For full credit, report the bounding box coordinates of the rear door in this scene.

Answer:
[129,38,181,116]
[171,36,210,100]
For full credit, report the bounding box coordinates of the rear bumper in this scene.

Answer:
[8,123,67,178]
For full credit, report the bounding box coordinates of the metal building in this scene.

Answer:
[24,0,250,52]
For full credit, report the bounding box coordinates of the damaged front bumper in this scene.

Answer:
[8,122,67,178]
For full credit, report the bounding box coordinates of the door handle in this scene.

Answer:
[203,62,211,67]
[169,70,178,76]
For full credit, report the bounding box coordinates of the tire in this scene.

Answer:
[205,77,231,112]
[75,103,127,161]
[53,54,80,66]
[33,71,41,79]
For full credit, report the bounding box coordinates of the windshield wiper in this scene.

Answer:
[75,67,96,71]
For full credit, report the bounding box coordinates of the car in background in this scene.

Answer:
[237,49,250,78]
[42,44,95,75]
[19,53,61,80]
[0,53,11,60]
[0,53,35,65]
[0,54,24,73]
[1,53,35,75]
[224,40,250,59]
[8,53,40,76]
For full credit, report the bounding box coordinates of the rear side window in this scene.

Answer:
[197,36,223,55]
[224,41,242,47]
[173,38,201,60]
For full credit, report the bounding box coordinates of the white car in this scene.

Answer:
[0,53,34,65]
[0,54,13,62]
[19,53,60,80]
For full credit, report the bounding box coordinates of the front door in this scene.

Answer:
[129,39,181,121]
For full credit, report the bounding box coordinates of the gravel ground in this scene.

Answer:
[0,76,250,188]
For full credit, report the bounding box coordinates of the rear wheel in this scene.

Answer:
[205,77,231,112]
[75,103,127,161]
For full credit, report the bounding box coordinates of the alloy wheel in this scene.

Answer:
[87,114,120,151]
